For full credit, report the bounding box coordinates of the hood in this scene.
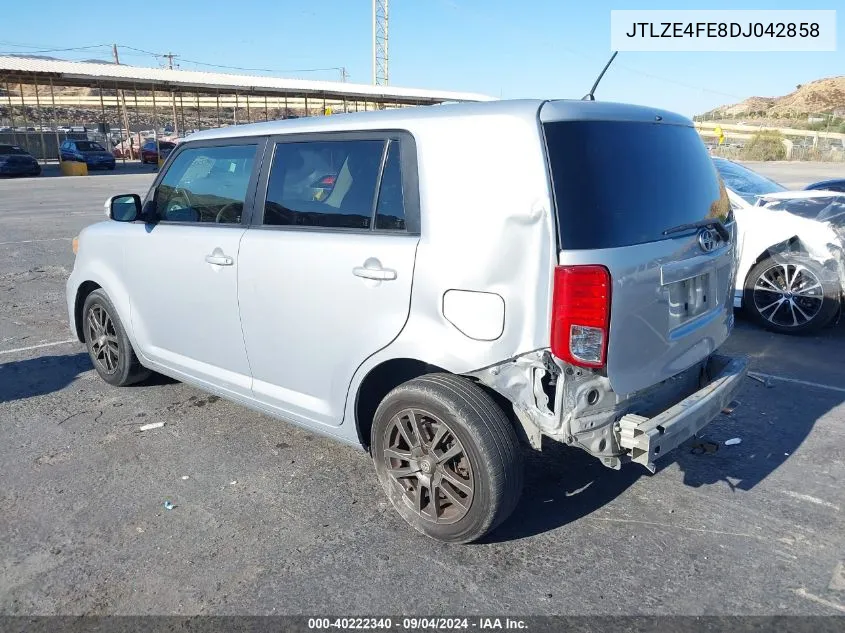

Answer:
[757,189,845,203]
[756,192,845,230]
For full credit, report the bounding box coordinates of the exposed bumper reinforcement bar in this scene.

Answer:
[618,354,749,472]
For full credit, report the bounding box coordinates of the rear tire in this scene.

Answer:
[743,254,840,334]
[371,373,523,543]
[82,289,150,386]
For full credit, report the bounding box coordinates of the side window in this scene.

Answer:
[155,144,257,224]
[263,140,384,229]
[375,140,406,230]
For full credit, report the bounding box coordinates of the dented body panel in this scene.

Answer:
[468,349,748,470]
[717,163,845,311]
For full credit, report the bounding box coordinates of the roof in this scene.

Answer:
[186,98,692,141]
[186,99,547,141]
[0,55,494,105]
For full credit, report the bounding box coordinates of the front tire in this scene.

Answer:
[82,289,150,386]
[744,254,840,334]
[371,373,523,543]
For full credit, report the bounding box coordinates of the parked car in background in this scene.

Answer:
[713,157,843,334]
[60,139,116,170]
[0,144,41,177]
[140,140,177,164]
[68,100,747,543]
[806,178,845,193]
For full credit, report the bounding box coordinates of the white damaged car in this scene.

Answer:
[714,158,844,334]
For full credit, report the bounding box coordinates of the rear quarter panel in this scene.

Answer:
[342,110,558,427]
[373,111,556,371]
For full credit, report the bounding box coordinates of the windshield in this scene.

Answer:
[712,158,786,204]
[544,120,729,249]
[0,145,27,155]
[76,141,106,152]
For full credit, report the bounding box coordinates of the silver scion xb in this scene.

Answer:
[66,99,748,543]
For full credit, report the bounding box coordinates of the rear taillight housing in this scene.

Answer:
[550,265,611,368]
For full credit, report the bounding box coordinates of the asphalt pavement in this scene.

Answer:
[1,164,844,616]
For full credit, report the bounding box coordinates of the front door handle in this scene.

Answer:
[353,260,397,281]
[205,253,234,266]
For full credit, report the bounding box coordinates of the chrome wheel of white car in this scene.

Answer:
[753,262,824,327]
[744,255,840,334]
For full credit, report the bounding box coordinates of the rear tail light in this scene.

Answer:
[550,265,611,368]
[318,175,336,186]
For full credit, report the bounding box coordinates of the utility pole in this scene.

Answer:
[340,67,349,83]
[372,0,389,85]
[163,52,179,137]
[112,44,133,161]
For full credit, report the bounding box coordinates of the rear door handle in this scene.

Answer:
[353,265,397,281]
[205,253,234,266]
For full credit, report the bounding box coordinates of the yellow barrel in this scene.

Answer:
[60,161,88,176]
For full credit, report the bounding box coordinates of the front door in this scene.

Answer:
[237,134,419,426]
[123,140,265,397]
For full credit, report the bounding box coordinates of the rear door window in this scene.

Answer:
[544,121,729,249]
[155,144,258,224]
[263,139,386,229]
[374,140,406,231]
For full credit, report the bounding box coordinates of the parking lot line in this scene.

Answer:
[791,588,845,614]
[0,237,72,246]
[749,371,845,395]
[0,339,78,356]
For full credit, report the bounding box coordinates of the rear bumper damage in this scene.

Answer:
[617,354,748,472]
[468,350,748,471]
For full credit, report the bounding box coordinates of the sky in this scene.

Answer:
[1,0,843,117]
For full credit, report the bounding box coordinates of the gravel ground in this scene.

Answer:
[1,165,844,616]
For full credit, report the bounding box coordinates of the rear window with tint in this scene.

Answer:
[0,145,26,154]
[75,141,106,152]
[544,121,728,250]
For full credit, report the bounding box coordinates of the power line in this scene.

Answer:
[179,57,346,75]
[114,45,344,76]
[117,45,163,58]
[0,44,110,55]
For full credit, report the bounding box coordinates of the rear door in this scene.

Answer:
[237,132,420,427]
[542,105,735,396]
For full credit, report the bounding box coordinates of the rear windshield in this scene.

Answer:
[544,121,729,250]
[76,141,105,151]
[0,145,26,154]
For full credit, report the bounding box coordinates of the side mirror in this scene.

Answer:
[106,194,141,222]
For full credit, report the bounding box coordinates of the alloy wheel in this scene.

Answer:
[86,304,120,374]
[382,408,474,525]
[752,262,824,328]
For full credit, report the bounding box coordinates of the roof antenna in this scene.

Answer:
[582,51,618,101]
